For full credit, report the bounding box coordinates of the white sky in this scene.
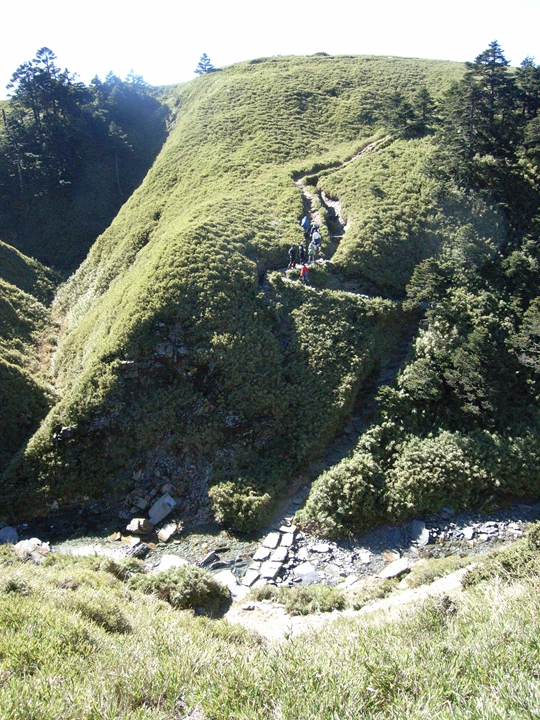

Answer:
[1,0,539,98]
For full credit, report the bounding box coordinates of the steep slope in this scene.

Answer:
[0,241,57,472]
[1,54,465,523]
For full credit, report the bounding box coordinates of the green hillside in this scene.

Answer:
[3,47,540,533]
[0,241,57,473]
[1,54,465,522]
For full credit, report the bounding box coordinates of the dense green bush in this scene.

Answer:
[128,564,230,613]
[209,481,273,532]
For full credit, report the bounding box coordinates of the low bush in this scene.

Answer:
[249,583,346,615]
[128,564,230,613]
[209,481,273,532]
[462,540,540,587]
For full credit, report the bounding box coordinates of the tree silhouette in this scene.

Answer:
[194,54,216,75]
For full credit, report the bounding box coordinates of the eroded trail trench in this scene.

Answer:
[293,137,387,264]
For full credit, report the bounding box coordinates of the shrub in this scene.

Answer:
[462,540,540,587]
[128,564,230,613]
[209,481,273,532]
[68,592,132,634]
[298,451,385,537]
[386,431,489,520]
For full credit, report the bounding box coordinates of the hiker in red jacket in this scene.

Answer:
[300,263,309,285]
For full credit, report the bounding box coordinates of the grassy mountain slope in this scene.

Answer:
[0,241,57,472]
[0,54,465,522]
[1,536,540,717]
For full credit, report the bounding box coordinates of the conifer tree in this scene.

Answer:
[194,53,216,75]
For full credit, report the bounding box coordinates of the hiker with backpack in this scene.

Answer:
[298,242,306,264]
[308,239,317,264]
[301,215,310,239]
[300,263,309,284]
[288,245,297,269]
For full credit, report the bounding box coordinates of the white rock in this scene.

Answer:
[294,561,316,576]
[280,525,296,534]
[262,533,280,549]
[242,569,260,587]
[377,558,411,579]
[14,538,51,560]
[149,493,176,526]
[157,522,178,543]
[357,549,372,564]
[296,547,310,561]
[155,554,189,572]
[253,547,271,562]
[311,543,331,553]
[271,547,288,563]
[260,561,282,579]
[280,534,294,548]
[463,527,475,540]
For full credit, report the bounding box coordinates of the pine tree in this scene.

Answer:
[194,54,216,75]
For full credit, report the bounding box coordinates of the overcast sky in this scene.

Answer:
[2,0,539,98]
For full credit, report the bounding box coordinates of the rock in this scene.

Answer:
[410,520,430,547]
[262,532,280,549]
[299,571,322,585]
[478,534,490,542]
[325,564,343,577]
[108,532,121,542]
[128,542,150,558]
[209,561,229,570]
[242,569,260,587]
[260,561,283,579]
[133,497,149,511]
[126,518,154,535]
[341,574,360,589]
[155,554,189,572]
[252,578,268,589]
[157,523,178,543]
[253,547,271,562]
[271,547,288,563]
[463,527,475,540]
[0,526,18,545]
[311,543,331,553]
[201,551,218,566]
[377,558,411,579]
[296,547,310,561]
[440,507,455,519]
[280,525,296,534]
[148,493,176,526]
[294,561,316,577]
[214,569,249,598]
[280,534,294,548]
[14,538,51,562]
[382,550,400,563]
[241,603,255,611]
[357,549,371,565]
[121,535,140,547]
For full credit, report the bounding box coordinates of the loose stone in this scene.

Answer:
[262,532,280,549]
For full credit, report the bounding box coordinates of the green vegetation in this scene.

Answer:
[3,45,540,534]
[4,53,452,525]
[1,539,540,717]
[128,564,230,613]
[250,582,347,615]
[0,48,168,269]
[300,44,540,535]
[0,242,57,473]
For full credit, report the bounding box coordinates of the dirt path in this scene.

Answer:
[293,137,388,261]
[224,567,469,642]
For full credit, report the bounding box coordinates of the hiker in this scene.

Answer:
[311,230,322,247]
[300,263,309,284]
[298,242,306,264]
[288,245,296,269]
[308,239,317,263]
[310,223,319,238]
[300,215,310,238]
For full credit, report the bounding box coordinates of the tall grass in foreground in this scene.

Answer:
[0,545,539,718]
